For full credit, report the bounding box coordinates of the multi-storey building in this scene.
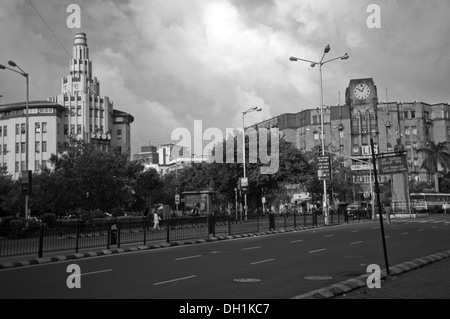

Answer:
[0,32,134,179]
[252,78,450,201]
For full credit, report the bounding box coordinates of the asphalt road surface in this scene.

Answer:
[1,215,449,299]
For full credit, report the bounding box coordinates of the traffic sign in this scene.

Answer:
[317,155,331,180]
[175,194,180,205]
[364,191,371,199]
[377,152,408,175]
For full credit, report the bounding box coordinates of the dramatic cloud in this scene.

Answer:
[1,0,450,157]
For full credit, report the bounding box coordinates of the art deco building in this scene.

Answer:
[0,32,134,179]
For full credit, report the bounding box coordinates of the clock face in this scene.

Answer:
[354,83,370,100]
[74,83,79,90]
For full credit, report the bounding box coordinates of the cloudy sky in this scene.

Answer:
[1,0,450,157]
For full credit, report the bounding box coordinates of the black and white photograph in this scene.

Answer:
[1,0,450,306]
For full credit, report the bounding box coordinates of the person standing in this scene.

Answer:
[384,203,392,225]
[153,210,161,231]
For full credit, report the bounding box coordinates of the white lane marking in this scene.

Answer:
[81,269,113,276]
[154,275,197,286]
[250,259,274,265]
[175,255,202,261]
[350,241,363,245]
[290,239,304,243]
[324,234,335,238]
[243,246,261,251]
[350,230,359,233]
[401,232,409,235]
[309,248,326,254]
[418,229,425,232]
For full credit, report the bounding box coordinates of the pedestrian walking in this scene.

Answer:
[443,202,449,214]
[384,203,392,225]
[153,210,161,231]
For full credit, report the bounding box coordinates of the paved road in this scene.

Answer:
[0,215,449,299]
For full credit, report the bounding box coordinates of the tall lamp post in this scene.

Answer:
[242,106,262,221]
[290,45,349,225]
[0,60,30,219]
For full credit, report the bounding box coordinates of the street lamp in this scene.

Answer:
[242,106,262,221]
[0,60,30,219]
[290,45,349,226]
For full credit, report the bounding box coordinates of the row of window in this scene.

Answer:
[14,160,47,172]
[14,141,47,153]
[63,96,104,103]
[63,108,104,118]
[0,126,7,137]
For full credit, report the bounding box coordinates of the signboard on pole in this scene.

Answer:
[317,155,331,180]
[175,194,180,205]
[377,152,408,175]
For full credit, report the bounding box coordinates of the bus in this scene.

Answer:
[409,193,450,212]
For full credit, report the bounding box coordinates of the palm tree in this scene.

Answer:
[416,141,450,192]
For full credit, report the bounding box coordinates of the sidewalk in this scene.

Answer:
[292,249,450,299]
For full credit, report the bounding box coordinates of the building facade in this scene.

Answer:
[0,32,134,179]
[252,78,450,199]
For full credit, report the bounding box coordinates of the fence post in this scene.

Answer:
[107,221,110,250]
[257,213,260,233]
[76,219,80,253]
[228,216,231,236]
[284,213,287,229]
[303,212,306,227]
[293,210,296,228]
[117,220,121,249]
[143,218,147,245]
[166,218,170,243]
[38,222,44,258]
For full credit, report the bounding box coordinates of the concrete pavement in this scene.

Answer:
[2,220,450,299]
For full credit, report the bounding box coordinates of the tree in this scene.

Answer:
[416,141,450,192]
[47,136,144,214]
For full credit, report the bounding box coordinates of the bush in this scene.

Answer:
[112,207,125,217]
[41,213,57,225]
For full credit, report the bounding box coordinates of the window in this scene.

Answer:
[77,125,82,135]
[412,126,417,135]
[16,124,20,135]
[42,141,47,153]
[339,130,344,138]
[3,126,6,137]
[2,144,6,153]
[35,160,40,171]
[35,141,40,153]
[21,142,26,153]
[0,126,2,137]
[411,110,416,118]
[100,110,104,118]
[15,161,19,172]
[42,160,47,170]
[42,122,47,133]
[21,123,25,134]
[64,125,68,135]
[404,111,409,119]
[57,123,60,134]
[15,143,19,154]
[70,124,75,134]
[77,107,81,116]
[313,131,319,140]
[21,161,25,171]
[95,110,99,118]
[405,127,410,135]
[100,126,104,133]
[117,129,122,139]
[35,122,41,133]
